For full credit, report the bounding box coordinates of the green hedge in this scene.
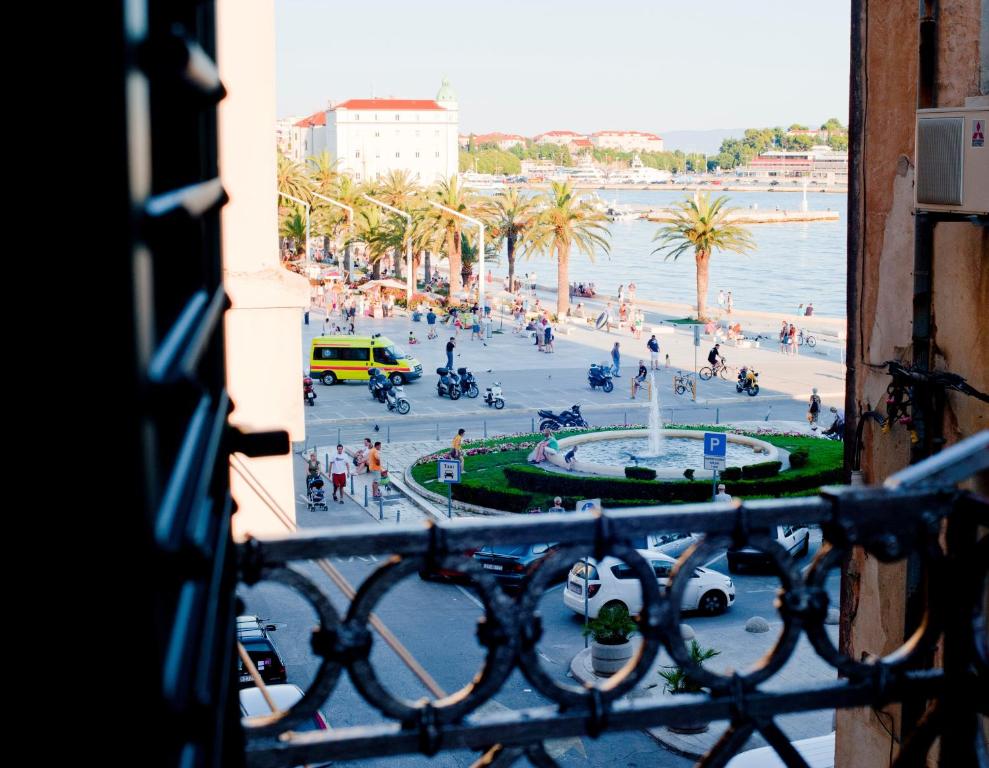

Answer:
[452,483,533,513]
[742,461,782,480]
[788,448,809,468]
[722,466,742,481]
[503,463,842,504]
[625,466,657,480]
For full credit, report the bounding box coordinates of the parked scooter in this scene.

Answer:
[368,367,389,403]
[436,367,462,400]
[588,362,615,393]
[456,367,480,398]
[537,405,588,431]
[736,366,760,396]
[484,382,505,409]
[384,382,411,414]
[303,376,317,406]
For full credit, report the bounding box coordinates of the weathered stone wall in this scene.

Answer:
[838,1,987,766]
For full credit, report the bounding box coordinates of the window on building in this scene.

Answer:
[435,152,440,158]
[374,131,380,138]
[355,150,360,158]
[356,173,362,181]
[395,114,400,120]
[434,130,439,136]
[395,152,400,158]
[355,115,359,120]
[415,152,420,158]
[415,130,420,137]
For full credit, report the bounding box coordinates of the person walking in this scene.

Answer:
[328,444,350,504]
[548,496,567,514]
[718,289,726,309]
[726,291,734,314]
[805,302,814,316]
[368,441,383,499]
[611,341,622,377]
[789,323,799,356]
[426,308,437,339]
[807,388,822,429]
[446,337,456,370]
[451,428,466,463]
[543,318,554,353]
[618,284,625,304]
[307,451,321,478]
[779,321,789,354]
[647,334,660,370]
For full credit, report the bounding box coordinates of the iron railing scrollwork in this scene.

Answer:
[239,432,989,768]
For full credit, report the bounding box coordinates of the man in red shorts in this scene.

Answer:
[328,443,350,504]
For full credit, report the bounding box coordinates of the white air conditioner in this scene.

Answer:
[914,106,988,214]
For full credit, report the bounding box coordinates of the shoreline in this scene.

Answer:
[491,182,849,195]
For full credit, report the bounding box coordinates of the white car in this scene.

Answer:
[727,524,810,572]
[630,532,700,558]
[563,549,735,618]
[724,732,834,768]
[240,683,329,731]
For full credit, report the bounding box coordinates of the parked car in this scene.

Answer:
[629,532,699,559]
[473,543,560,589]
[236,614,287,688]
[726,525,810,572]
[563,550,735,618]
[725,732,834,768]
[418,548,480,582]
[240,684,328,730]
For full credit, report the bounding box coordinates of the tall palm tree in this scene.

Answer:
[651,193,755,320]
[352,206,390,280]
[278,209,307,260]
[528,181,611,317]
[428,176,475,296]
[371,169,422,279]
[331,175,366,277]
[484,188,539,292]
[277,152,310,203]
[307,151,342,255]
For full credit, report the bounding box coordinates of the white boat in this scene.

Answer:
[460,171,507,190]
[608,154,672,185]
[605,201,639,221]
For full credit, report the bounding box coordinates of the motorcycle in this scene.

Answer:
[384,382,411,414]
[436,367,462,400]
[303,376,317,406]
[537,405,588,431]
[456,367,480,398]
[368,367,389,403]
[735,366,760,397]
[484,382,505,410]
[588,362,615,393]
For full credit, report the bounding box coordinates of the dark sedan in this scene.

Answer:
[472,543,560,589]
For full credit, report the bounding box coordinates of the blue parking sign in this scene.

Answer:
[704,432,727,458]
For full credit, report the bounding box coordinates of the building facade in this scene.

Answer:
[533,129,586,145]
[327,80,459,183]
[290,110,327,164]
[590,129,665,152]
[276,115,303,157]
[736,146,848,184]
[471,132,526,150]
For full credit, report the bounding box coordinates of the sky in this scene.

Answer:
[276,0,850,139]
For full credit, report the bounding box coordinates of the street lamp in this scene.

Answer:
[427,200,486,315]
[362,194,413,305]
[277,190,310,265]
[310,192,354,278]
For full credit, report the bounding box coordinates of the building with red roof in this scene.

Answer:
[590,130,664,153]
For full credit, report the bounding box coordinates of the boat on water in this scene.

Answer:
[460,171,507,190]
[607,154,672,185]
[605,201,639,222]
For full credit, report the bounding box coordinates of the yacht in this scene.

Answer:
[460,171,507,190]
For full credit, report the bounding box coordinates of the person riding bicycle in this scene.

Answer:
[708,344,722,369]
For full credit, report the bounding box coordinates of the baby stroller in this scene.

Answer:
[306,474,328,511]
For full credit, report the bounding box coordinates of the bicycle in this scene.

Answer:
[672,370,696,396]
[699,358,733,381]
[798,330,817,347]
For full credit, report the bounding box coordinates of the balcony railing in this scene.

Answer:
[239,431,988,768]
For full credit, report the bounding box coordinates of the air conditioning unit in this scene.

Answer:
[914,106,988,214]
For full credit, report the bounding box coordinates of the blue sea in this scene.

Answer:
[502,189,847,318]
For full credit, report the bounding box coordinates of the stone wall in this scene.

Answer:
[838,1,988,766]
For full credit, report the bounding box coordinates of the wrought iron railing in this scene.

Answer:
[238,432,989,768]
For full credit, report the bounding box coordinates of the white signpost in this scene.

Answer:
[437,459,461,518]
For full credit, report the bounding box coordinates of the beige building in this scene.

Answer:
[533,129,586,145]
[590,129,664,152]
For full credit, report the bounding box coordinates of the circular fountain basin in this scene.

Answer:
[545,430,779,479]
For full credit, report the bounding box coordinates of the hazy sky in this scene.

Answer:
[276,0,850,136]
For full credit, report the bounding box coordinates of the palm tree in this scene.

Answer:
[651,193,755,320]
[307,151,342,256]
[372,170,423,280]
[352,206,390,280]
[528,181,611,317]
[278,209,307,260]
[331,175,365,277]
[484,188,539,293]
[428,176,475,296]
[277,152,310,203]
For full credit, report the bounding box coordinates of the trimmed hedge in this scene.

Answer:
[503,463,843,504]
[721,466,743,481]
[788,448,809,468]
[742,461,782,480]
[625,466,657,480]
[452,483,533,513]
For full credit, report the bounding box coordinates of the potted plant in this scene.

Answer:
[658,640,721,733]
[583,603,638,676]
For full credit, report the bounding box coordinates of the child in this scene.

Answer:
[564,444,578,471]
[408,330,418,345]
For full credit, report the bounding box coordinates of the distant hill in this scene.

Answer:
[660,128,746,155]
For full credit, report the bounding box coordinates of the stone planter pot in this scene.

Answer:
[666,691,710,734]
[590,639,637,676]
